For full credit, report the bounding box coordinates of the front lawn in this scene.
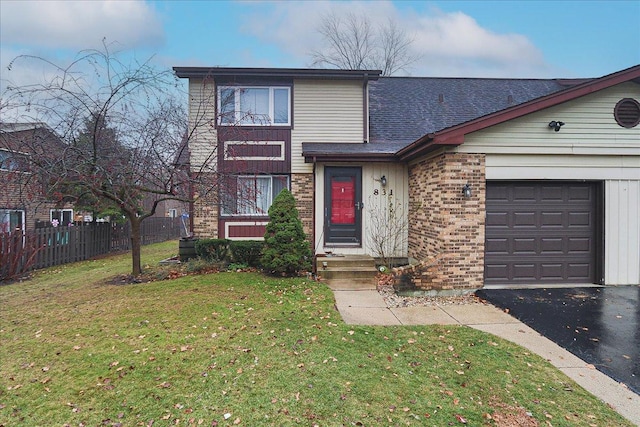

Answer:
[0,241,632,426]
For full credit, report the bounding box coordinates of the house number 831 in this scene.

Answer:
[373,189,393,196]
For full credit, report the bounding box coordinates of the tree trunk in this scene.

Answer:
[130,216,142,275]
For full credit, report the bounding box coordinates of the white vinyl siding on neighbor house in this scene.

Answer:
[188,78,218,172]
[291,80,365,173]
[314,162,408,257]
[455,81,640,285]
[605,180,640,285]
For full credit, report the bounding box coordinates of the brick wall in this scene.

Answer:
[192,177,219,238]
[406,152,485,290]
[290,173,314,240]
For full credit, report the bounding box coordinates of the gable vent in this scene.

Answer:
[614,98,640,128]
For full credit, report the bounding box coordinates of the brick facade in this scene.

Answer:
[192,178,219,238]
[405,152,486,290]
[290,173,314,240]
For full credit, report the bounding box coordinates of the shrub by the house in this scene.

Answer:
[195,238,230,262]
[261,189,312,276]
[229,240,264,267]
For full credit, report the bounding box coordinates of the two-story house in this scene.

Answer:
[0,123,79,232]
[174,65,640,289]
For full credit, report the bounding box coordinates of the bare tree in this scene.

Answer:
[367,194,409,268]
[311,12,418,76]
[1,42,219,275]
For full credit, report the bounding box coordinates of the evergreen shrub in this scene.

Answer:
[261,189,312,276]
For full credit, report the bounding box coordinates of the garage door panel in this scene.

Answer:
[567,263,592,280]
[568,212,591,227]
[540,263,564,280]
[514,212,536,227]
[569,186,592,201]
[513,238,536,253]
[540,211,563,227]
[568,237,592,253]
[485,182,597,285]
[486,211,509,227]
[513,186,537,201]
[512,264,536,280]
[540,186,563,201]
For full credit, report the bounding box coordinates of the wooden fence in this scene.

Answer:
[1,217,183,279]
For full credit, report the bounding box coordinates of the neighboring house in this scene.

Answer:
[0,123,78,232]
[174,65,640,289]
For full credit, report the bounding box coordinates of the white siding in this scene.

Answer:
[605,180,640,284]
[291,80,365,173]
[188,78,218,172]
[484,154,640,180]
[457,82,640,155]
[313,163,408,257]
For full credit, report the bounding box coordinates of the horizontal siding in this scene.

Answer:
[291,80,364,173]
[457,82,640,155]
[605,180,640,284]
[485,154,640,180]
[188,78,218,172]
[314,162,408,257]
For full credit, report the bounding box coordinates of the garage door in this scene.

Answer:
[485,182,600,285]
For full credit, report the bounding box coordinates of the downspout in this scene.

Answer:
[312,156,317,274]
[363,73,369,143]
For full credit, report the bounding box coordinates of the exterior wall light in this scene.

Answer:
[380,175,387,187]
[548,120,565,131]
[462,183,472,198]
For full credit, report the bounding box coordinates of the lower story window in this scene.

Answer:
[0,209,25,232]
[222,175,289,216]
[50,209,73,226]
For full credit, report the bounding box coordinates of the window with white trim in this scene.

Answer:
[218,86,291,126]
[0,149,28,171]
[0,209,25,232]
[50,209,73,226]
[222,175,289,216]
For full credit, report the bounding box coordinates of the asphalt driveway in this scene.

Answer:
[476,286,640,395]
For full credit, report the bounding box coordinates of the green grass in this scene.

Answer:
[0,241,632,426]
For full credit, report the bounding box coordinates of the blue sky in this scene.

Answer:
[0,0,639,90]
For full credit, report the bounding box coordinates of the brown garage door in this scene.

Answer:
[485,182,600,285]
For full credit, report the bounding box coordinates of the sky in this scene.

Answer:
[0,0,639,92]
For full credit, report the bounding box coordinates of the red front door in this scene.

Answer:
[325,167,362,245]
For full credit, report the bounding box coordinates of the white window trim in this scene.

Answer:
[217,86,291,126]
[50,209,74,224]
[224,221,268,241]
[223,141,286,161]
[0,209,25,232]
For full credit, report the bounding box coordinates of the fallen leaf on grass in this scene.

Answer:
[455,414,467,424]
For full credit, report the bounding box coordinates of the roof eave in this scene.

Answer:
[303,152,398,163]
[173,67,382,80]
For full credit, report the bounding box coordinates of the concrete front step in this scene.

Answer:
[315,255,376,269]
[319,267,379,281]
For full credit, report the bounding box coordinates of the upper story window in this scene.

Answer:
[0,149,28,172]
[218,86,291,126]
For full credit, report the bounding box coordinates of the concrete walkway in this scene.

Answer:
[332,288,640,426]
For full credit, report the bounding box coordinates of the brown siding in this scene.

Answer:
[407,152,485,290]
[218,127,291,174]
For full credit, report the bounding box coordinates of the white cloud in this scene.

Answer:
[242,1,553,77]
[0,0,164,50]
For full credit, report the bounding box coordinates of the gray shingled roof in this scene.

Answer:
[369,77,574,144]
